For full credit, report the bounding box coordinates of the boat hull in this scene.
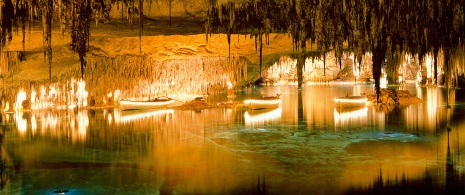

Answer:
[119,99,175,110]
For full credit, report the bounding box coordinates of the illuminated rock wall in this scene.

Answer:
[0,51,23,78]
[85,54,248,104]
[261,52,374,84]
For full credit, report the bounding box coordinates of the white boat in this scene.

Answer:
[244,94,281,110]
[119,97,175,111]
[334,95,367,108]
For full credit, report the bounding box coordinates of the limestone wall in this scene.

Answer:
[85,54,248,105]
[0,51,24,78]
[261,52,374,84]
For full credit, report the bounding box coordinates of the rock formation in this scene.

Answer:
[366,88,422,112]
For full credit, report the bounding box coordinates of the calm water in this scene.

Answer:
[1,84,465,195]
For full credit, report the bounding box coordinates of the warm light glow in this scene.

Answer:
[334,106,368,130]
[243,99,281,105]
[226,80,233,90]
[43,112,58,133]
[380,68,387,88]
[244,107,282,127]
[333,97,367,104]
[16,112,27,134]
[243,98,281,110]
[108,113,113,124]
[334,106,368,120]
[4,101,10,112]
[12,78,89,111]
[31,114,37,133]
[77,110,88,141]
[114,109,174,124]
[31,88,37,109]
[15,90,27,111]
[334,96,367,108]
[119,99,175,110]
[38,85,47,109]
[114,89,121,103]
[12,110,90,143]
[76,79,88,107]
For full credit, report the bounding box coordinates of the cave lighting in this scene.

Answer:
[76,79,88,108]
[14,89,27,112]
[11,78,89,112]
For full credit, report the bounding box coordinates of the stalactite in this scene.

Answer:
[84,55,248,102]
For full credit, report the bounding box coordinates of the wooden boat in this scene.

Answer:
[334,95,367,108]
[244,94,281,110]
[119,97,175,111]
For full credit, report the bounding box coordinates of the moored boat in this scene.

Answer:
[244,94,281,109]
[119,97,175,110]
[334,95,367,108]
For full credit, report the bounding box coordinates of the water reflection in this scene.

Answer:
[344,125,465,194]
[113,109,174,124]
[1,84,465,194]
[244,107,282,128]
[334,106,368,130]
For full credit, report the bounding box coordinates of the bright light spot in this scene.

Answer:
[48,86,57,100]
[108,113,113,124]
[334,96,367,108]
[76,79,88,107]
[425,54,433,81]
[334,106,368,130]
[31,89,37,109]
[380,77,387,88]
[15,90,27,111]
[114,109,174,124]
[104,92,113,105]
[16,112,27,134]
[77,111,88,141]
[114,90,121,102]
[243,97,281,110]
[31,114,37,133]
[244,107,282,127]
[226,80,233,89]
[3,101,10,112]
[334,106,368,122]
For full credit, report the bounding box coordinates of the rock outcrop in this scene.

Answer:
[366,89,422,111]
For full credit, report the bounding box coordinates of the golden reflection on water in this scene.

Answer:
[339,86,463,189]
[3,84,464,193]
[114,108,260,194]
[334,106,368,130]
[11,110,89,144]
[244,107,282,127]
[341,140,437,187]
[113,109,174,124]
